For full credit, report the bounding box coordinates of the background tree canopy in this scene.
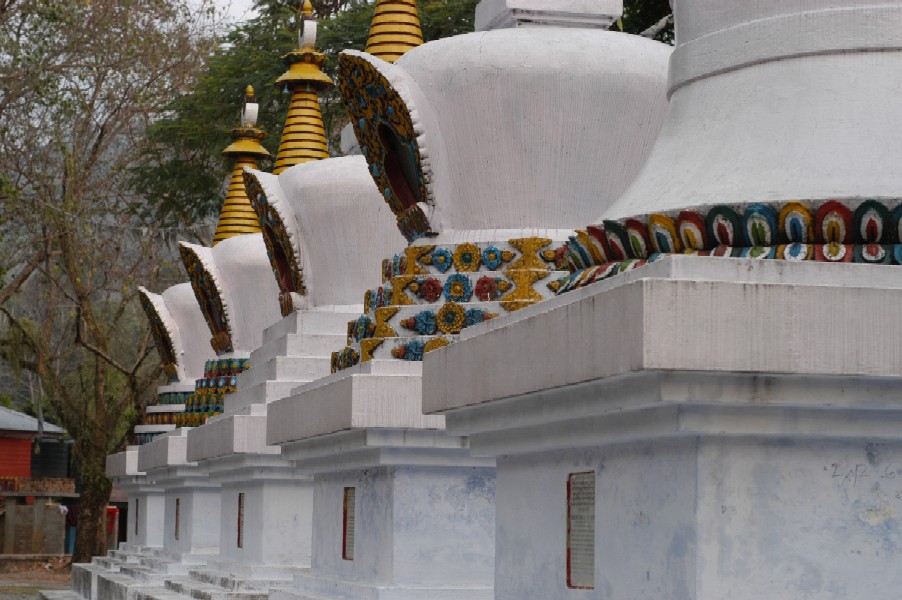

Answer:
[0,0,214,561]
[131,0,671,236]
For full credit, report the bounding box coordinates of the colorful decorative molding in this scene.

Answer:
[158,391,193,405]
[338,53,434,242]
[382,240,563,281]
[244,171,306,316]
[176,357,251,428]
[136,358,251,435]
[180,244,234,354]
[559,199,902,293]
[332,236,566,371]
[138,291,179,381]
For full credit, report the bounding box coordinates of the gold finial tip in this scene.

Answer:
[301,0,313,16]
[245,84,254,96]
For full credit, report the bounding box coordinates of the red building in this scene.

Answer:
[0,406,68,484]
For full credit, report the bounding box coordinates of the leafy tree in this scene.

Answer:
[0,0,212,561]
[133,0,478,231]
[619,0,674,44]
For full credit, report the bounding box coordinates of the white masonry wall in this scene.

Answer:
[309,466,496,587]
[162,484,221,557]
[495,441,697,600]
[217,478,314,567]
[128,491,165,548]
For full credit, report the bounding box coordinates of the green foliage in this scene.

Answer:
[133,0,480,229]
[131,1,299,227]
[618,0,673,44]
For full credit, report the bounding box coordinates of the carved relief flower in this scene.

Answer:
[453,243,481,272]
[437,302,466,334]
[432,248,453,273]
[419,277,442,302]
[474,276,498,301]
[443,274,473,303]
[481,245,503,270]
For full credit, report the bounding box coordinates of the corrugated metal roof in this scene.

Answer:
[0,406,65,434]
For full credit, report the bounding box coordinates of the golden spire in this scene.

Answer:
[273,0,333,174]
[213,85,270,245]
[365,0,423,63]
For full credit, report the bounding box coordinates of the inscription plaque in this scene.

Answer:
[237,493,245,548]
[567,471,595,589]
[343,487,355,560]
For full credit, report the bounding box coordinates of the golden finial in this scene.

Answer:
[365,0,423,63]
[213,86,270,245]
[272,0,332,174]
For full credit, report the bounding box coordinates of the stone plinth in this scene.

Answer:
[107,448,165,549]
[197,453,314,581]
[180,309,357,586]
[186,308,356,464]
[106,447,142,479]
[268,361,441,445]
[424,256,902,600]
[137,429,220,561]
[267,361,495,600]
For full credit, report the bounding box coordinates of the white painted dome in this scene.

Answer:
[179,233,281,355]
[602,0,902,220]
[246,156,404,310]
[339,27,670,243]
[138,282,208,382]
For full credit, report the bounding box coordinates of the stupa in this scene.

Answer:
[78,87,282,600]
[135,284,209,444]
[330,0,669,368]
[177,1,403,593]
[73,284,208,600]
[265,1,671,599]
[424,1,902,599]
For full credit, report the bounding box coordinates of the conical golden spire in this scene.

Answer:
[365,0,423,63]
[273,0,333,174]
[213,85,270,245]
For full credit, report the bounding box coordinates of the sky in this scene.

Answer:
[216,0,259,23]
[187,0,259,26]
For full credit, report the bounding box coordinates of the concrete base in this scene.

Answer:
[123,488,165,548]
[275,427,496,600]
[72,562,106,600]
[268,354,497,599]
[425,256,902,600]
[203,453,315,574]
[137,430,222,560]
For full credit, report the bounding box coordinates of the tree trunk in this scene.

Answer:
[73,461,113,563]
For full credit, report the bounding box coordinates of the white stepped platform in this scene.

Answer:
[260,308,358,345]
[93,567,294,600]
[224,308,357,416]
[188,409,279,461]
[39,592,84,600]
[267,360,440,445]
[249,334,345,367]
[226,381,309,414]
[235,356,333,394]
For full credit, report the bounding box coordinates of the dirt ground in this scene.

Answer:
[0,570,71,600]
